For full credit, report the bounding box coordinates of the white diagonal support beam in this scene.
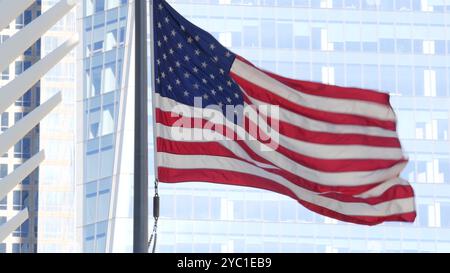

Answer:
[0,0,34,31]
[0,35,78,114]
[0,209,29,243]
[0,151,45,200]
[0,93,62,156]
[0,0,77,72]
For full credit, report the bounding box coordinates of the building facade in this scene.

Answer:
[75,0,450,252]
[155,0,450,253]
[37,0,79,253]
[78,0,135,252]
[0,1,42,253]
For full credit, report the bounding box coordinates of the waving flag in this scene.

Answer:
[153,0,416,225]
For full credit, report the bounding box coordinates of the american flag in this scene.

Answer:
[153,0,416,225]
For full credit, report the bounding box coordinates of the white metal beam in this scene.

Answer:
[0,209,29,243]
[0,35,78,114]
[0,0,34,31]
[0,151,45,201]
[0,0,77,72]
[0,93,62,156]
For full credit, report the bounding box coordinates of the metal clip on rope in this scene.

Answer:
[148,179,159,253]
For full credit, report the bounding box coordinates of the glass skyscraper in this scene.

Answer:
[37,0,78,253]
[76,0,450,253]
[79,0,134,252]
[0,1,41,253]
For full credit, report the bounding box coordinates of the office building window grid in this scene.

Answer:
[77,0,450,253]
[149,0,450,253]
[82,0,129,253]
[0,1,42,253]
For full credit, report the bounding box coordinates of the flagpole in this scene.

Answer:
[134,0,149,253]
[148,1,159,184]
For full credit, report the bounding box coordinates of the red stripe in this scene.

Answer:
[156,115,407,198]
[249,104,401,148]
[158,167,416,226]
[243,116,407,172]
[157,137,413,200]
[156,136,382,195]
[156,108,406,173]
[235,55,391,106]
[231,72,397,131]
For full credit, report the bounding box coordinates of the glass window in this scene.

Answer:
[441,203,450,227]
[362,42,377,52]
[363,65,379,90]
[263,201,279,221]
[346,64,362,87]
[243,26,259,47]
[83,224,95,253]
[418,204,429,227]
[0,164,7,178]
[277,23,293,48]
[435,40,445,55]
[380,38,395,53]
[13,219,29,238]
[233,200,245,220]
[1,67,8,80]
[0,196,6,210]
[414,67,426,96]
[176,195,193,219]
[344,0,360,9]
[101,103,115,136]
[15,13,24,29]
[15,61,23,75]
[0,244,6,253]
[398,66,413,96]
[95,221,108,253]
[97,178,112,221]
[15,90,32,107]
[380,65,396,93]
[105,30,118,51]
[0,112,9,132]
[364,0,381,9]
[396,0,411,11]
[397,39,412,53]
[14,164,30,185]
[91,66,102,97]
[311,28,322,50]
[245,201,261,220]
[84,181,97,224]
[435,67,446,97]
[13,190,28,210]
[345,41,360,51]
[103,63,117,93]
[95,0,105,12]
[261,20,275,48]
[193,196,209,219]
[14,137,31,159]
[438,158,450,183]
[280,201,296,222]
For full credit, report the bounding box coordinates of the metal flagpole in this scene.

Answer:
[148,0,160,253]
[134,0,149,253]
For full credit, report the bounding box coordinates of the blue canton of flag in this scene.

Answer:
[153,0,243,123]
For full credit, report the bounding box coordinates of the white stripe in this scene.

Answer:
[158,123,277,169]
[156,94,407,186]
[158,153,415,217]
[231,58,396,121]
[243,102,404,160]
[247,95,398,138]
[356,178,411,198]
